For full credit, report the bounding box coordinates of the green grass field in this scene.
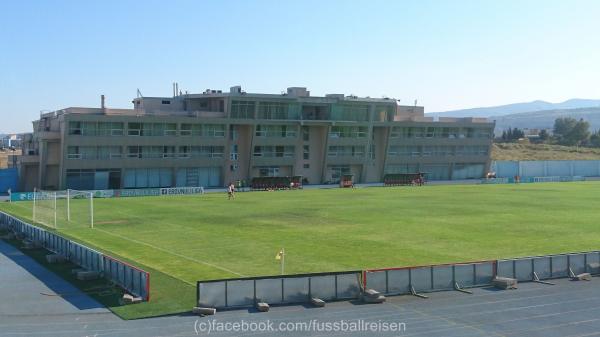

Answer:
[2,182,600,318]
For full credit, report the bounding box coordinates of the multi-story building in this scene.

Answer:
[17,86,494,191]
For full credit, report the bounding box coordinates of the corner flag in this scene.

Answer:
[275,249,284,260]
[275,248,285,274]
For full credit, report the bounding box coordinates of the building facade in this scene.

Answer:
[18,86,494,191]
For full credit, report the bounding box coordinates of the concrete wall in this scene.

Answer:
[493,160,600,178]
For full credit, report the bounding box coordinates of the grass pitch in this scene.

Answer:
[2,182,600,318]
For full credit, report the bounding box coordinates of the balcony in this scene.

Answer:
[38,131,61,140]
[19,154,40,164]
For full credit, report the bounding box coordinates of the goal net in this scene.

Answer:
[33,189,94,229]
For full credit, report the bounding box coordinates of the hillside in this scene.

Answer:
[428,98,600,118]
[492,143,600,161]
[491,107,600,134]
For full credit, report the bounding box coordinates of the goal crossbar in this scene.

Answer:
[32,189,94,229]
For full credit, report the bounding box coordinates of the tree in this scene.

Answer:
[538,129,549,142]
[590,130,600,148]
[553,117,590,146]
[554,117,577,140]
[499,127,524,142]
[512,127,525,139]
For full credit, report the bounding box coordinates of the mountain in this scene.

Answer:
[492,107,600,134]
[428,99,600,118]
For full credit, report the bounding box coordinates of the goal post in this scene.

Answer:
[31,189,58,229]
[32,189,94,229]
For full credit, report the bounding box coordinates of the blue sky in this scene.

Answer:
[1,0,599,133]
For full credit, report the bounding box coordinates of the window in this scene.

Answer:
[231,100,255,119]
[302,126,309,141]
[328,146,363,157]
[162,146,176,158]
[230,144,238,160]
[179,146,190,158]
[255,125,297,138]
[190,146,224,158]
[259,167,280,177]
[303,145,309,160]
[97,122,123,136]
[128,123,142,136]
[331,104,369,121]
[328,165,350,183]
[67,146,81,159]
[204,124,225,137]
[253,146,294,158]
[258,102,291,119]
[81,122,97,136]
[161,100,171,105]
[303,163,310,169]
[68,122,82,135]
[180,124,192,136]
[164,123,177,136]
[127,146,141,158]
[329,126,367,138]
[98,146,121,159]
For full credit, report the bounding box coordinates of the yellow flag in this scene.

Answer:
[275,249,284,260]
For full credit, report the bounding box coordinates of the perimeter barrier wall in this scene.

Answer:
[0,211,150,301]
[197,271,362,309]
[198,251,600,310]
[492,160,600,179]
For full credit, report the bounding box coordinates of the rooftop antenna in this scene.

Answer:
[136,89,143,98]
[414,99,418,106]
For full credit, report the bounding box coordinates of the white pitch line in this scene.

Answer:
[93,227,246,278]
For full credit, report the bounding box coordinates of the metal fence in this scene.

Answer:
[197,271,362,309]
[0,211,150,301]
[364,260,496,295]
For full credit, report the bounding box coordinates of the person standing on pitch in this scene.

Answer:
[227,182,235,200]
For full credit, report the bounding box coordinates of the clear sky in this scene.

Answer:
[1,0,599,133]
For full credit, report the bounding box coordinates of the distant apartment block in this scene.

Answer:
[17,86,494,191]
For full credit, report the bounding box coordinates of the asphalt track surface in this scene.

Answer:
[2,239,600,337]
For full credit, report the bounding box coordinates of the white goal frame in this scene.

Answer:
[32,188,94,229]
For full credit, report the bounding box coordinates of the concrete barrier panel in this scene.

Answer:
[336,273,361,299]
[586,253,600,274]
[514,259,533,281]
[198,282,226,308]
[432,265,453,290]
[256,278,283,304]
[283,277,309,303]
[497,260,514,279]
[310,275,336,301]
[387,269,411,295]
[533,257,551,279]
[551,255,569,278]
[475,262,495,285]
[411,267,432,292]
[366,271,387,293]
[454,264,475,287]
[569,254,586,275]
[226,280,255,307]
